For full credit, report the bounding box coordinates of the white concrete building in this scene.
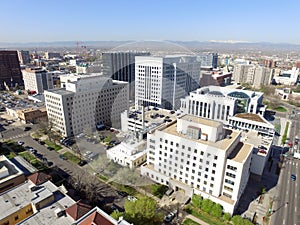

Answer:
[141,114,253,214]
[273,67,299,85]
[59,73,102,88]
[45,76,128,137]
[106,138,147,169]
[228,113,275,137]
[135,55,201,110]
[22,68,53,94]
[180,86,265,124]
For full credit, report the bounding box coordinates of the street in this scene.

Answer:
[271,157,300,225]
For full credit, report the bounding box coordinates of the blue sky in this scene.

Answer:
[1,0,300,44]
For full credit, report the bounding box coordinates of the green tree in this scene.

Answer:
[191,195,203,208]
[151,184,168,198]
[201,199,214,214]
[222,212,231,222]
[232,215,244,225]
[211,203,223,218]
[124,196,163,225]
[110,210,125,220]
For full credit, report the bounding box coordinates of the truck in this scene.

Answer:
[294,152,300,159]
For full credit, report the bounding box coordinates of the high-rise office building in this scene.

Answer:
[198,53,218,68]
[45,76,128,137]
[17,50,30,65]
[22,67,54,94]
[0,51,23,89]
[135,55,201,110]
[102,51,150,100]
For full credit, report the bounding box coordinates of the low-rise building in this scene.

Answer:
[0,155,26,194]
[17,107,47,124]
[107,137,147,168]
[180,86,265,124]
[141,114,253,214]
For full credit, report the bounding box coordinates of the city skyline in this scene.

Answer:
[1,0,300,44]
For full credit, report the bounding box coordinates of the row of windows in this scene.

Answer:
[227,165,237,171]
[226,172,236,179]
[225,179,235,185]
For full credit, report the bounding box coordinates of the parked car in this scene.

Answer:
[47,146,54,151]
[38,140,45,145]
[291,174,296,181]
[117,191,128,197]
[78,160,87,166]
[17,141,24,146]
[24,126,31,131]
[59,154,67,160]
[127,196,137,202]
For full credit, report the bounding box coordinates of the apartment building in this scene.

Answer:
[135,55,201,110]
[45,76,128,137]
[22,68,53,94]
[141,115,253,214]
[198,53,218,68]
[180,86,265,124]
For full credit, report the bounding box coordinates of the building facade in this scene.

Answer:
[135,55,201,110]
[102,51,150,100]
[17,50,30,65]
[141,115,252,214]
[180,86,265,124]
[22,68,53,94]
[198,53,218,68]
[0,51,23,89]
[45,76,128,137]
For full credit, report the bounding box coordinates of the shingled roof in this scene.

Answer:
[66,201,92,220]
[28,172,51,185]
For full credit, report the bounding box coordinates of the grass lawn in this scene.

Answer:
[110,182,138,196]
[185,206,230,225]
[183,218,200,225]
[32,132,42,138]
[31,159,48,170]
[44,140,62,151]
[62,152,80,164]
[19,151,35,161]
[141,183,168,198]
[274,106,287,112]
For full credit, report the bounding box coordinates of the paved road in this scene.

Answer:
[271,157,300,225]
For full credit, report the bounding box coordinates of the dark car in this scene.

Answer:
[47,146,54,151]
[24,126,31,131]
[33,138,39,142]
[78,160,87,166]
[38,140,45,145]
[291,174,296,181]
[117,191,128,197]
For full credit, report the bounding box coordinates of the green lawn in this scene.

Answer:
[183,218,201,225]
[141,183,168,198]
[44,140,62,151]
[281,122,290,145]
[274,106,287,112]
[19,151,36,161]
[185,206,230,225]
[32,132,42,138]
[30,159,48,170]
[62,152,80,164]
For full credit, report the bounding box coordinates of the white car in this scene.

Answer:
[17,141,24,146]
[127,196,137,202]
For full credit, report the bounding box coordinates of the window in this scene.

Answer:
[188,147,191,151]
[227,165,237,171]
[225,179,235,185]
[200,151,204,155]
[212,170,215,174]
[205,168,209,172]
[15,215,19,220]
[194,149,197,153]
[214,155,218,160]
[213,163,216,167]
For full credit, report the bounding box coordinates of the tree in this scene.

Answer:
[231,215,244,225]
[211,203,223,218]
[110,210,125,220]
[222,212,231,222]
[124,196,163,225]
[201,198,214,214]
[151,184,168,198]
[191,195,203,208]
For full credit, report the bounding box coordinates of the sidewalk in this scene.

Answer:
[185,214,210,225]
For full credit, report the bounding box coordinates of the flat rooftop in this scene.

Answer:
[45,88,74,96]
[235,113,267,124]
[181,114,222,128]
[18,191,75,225]
[0,155,24,184]
[162,122,240,151]
[228,142,253,163]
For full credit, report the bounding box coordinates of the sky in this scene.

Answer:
[1,0,300,44]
